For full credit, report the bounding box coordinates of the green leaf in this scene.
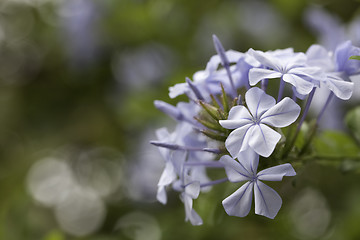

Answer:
[313,131,360,157]
[350,55,360,60]
[345,106,360,145]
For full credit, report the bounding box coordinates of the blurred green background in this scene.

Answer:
[1,0,360,239]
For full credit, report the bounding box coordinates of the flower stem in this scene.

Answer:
[184,161,225,168]
[277,78,285,102]
[150,141,224,154]
[297,92,334,156]
[200,178,228,188]
[281,88,316,159]
[261,79,269,92]
[317,92,334,122]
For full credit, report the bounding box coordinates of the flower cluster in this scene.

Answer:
[151,35,360,225]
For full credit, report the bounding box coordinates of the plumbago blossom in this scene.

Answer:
[219,87,300,158]
[151,35,360,225]
[220,149,296,219]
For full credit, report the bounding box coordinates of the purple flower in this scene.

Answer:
[220,150,296,219]
[169,50,246,101]
[219,87,300,157]
[178,175,203,226]
[155,127,186,204]
[306,42,357,100]
[334,41,360,75]
[248,48,323,95]
[154,122,213,204]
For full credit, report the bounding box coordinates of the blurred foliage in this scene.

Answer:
[0,0,359,239]
[346,106,360,145]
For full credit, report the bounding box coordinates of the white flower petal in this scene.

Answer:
[225,124,254,158]
[219,155,252,182]
[248,48,283,70]
[245,87,276,118]
[158,162,177,187]
[288,67,323,79]
[249,68,282,86]
[183,194,203,226]
[219,105,253,129]
[188,209,203,226]
[155,128,171,159]
[190,167,212,192]
[248,124,281,157]
[325,73,354,100]
[170,150,187,175]
[157,186,167,204]
[236,149,259,176]
[169,83,189,98]
[260,97,301,128]
[155,127,170,140]
[285,53,307,69]
[282,73,315,95]
[306,44,334,71]
[257,163,296,181]
[254,180,282,219]
[185,181,200,199]
[222,181,254,217]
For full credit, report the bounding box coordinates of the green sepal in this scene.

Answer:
[220,83,229,114]
[194,117,225,132]
[210,94,220,108]
[200,129,228,142]
[199,101,222,121]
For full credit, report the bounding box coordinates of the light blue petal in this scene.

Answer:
[225,123,254,158]
[245,87,276,119]
[325,73,354,100]
[158,161,177,187]
[222,181,254,217]
[157,186,167,204]
[249,68,282,86]
[260,97,301,128]
[154,100,182,121]
[282,73,315,95]
[170,150,187,175]
[248,124,281,157]
[335,40,360,75]
[288,67,324,81]
[237,149,259,176]
[190,166,212,192]
[185,181,201,199]
[248,48,283,71]
[169,82,189,98]
[306,44,334,71]
[219,155,252,182]
[219,105,253,129]
[257,163,296,181]
[182,193,203,225]
[188,208,203,226]
[155,128,171,160]
[254,180,282,219]
[284,52,307,70]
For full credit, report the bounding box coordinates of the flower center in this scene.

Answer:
[250,175,258,182]
[252,116,261,124]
